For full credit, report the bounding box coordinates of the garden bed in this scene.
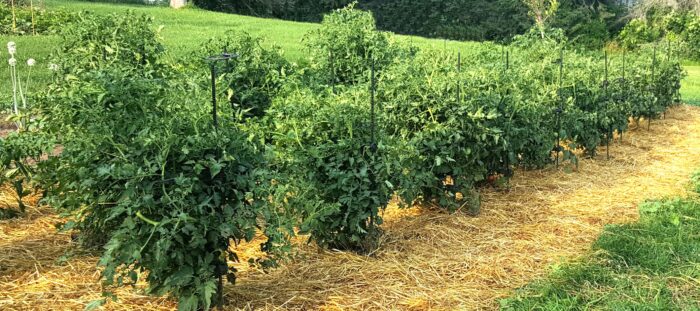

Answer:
[2,104,700,310]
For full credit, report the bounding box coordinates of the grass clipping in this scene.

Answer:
[2,105,700,310]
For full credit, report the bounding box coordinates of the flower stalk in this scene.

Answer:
[6,42,35,129]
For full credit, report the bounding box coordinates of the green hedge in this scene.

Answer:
[192,0,626,45]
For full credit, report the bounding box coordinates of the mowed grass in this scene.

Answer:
[682,66,700,106]
[501,175,700,310]
[0,0,482,103]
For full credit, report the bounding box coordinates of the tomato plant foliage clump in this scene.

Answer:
[36,12,294,311]
[265,87,400,251]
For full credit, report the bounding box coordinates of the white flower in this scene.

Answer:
[7,41,16,55]
[8,58,16,67]
[48,63,59,71]
[27,58,36,67]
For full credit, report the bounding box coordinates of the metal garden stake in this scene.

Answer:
[604,50,611,160]
[370,58,377,152]
[556,47,564,168]
[649,44,657,130]
[205,49,238,311]
[207,51,239,130]
[457,52,461,106]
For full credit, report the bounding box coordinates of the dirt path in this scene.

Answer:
[2,105,700,311]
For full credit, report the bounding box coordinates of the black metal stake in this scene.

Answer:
[503,48,511,181]
[501,45,505,66]
[603,50,610,159]
[556,47,564,168]
[207,51,238,128]
[217,274,223,310]
[370,59,376,151]
[457,52,461,106]
[506,50,510,71]
[623,49,627,136]
[205,50,238,311]
[210,63,218,129]
[330,50,336,94]
[649,44,657,130]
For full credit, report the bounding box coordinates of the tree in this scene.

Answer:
[523,0,560,37]
[630,0,700,17]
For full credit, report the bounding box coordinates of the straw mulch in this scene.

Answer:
[2,105,700,311]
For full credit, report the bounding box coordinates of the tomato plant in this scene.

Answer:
[36,14,294,311]
[265,86,400,251]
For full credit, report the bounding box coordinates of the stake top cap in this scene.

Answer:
[206,52,239,62]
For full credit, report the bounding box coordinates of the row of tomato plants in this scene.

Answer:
[0,6,684,311]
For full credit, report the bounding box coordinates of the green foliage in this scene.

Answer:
[361,0,531,42]
[618,19,663,50]
[191,31,292,118]
[618,8,700,61]
[502,197,700,310]
[36,13,293,311]
[2,4,685,310]
[692,170,700,193]
[595,198,700,273]
[265,86,399,251]
[552,0,627,49]
[192,0,629,46]
[193,0,531,42]
[379,51,505,211]
[0,3,76,35]
[192,0,354,22]
[303,3,405,87]
[0,128,53,218]
[53,11,165,73]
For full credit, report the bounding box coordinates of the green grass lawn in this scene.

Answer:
[1,0,698,106]
[682,66,700,106]
[0,0,482,103]
[502,174,700,310]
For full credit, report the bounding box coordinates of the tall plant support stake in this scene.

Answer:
[555,47,564,168]
[330,50,336,94]
[506,50,510,71]
[604,50,611,160]
[207,52,238,129]
[10,0,17,33]
[367,58,379,227]
[620,49,626,143]
[649,44,657,130]
[30,0,36,35]
[664,39,671,117]
[205,50,238,310]
[370,58,377,152]
[457,52,461,106]
[502,48,512,180]
[210,64,218,129]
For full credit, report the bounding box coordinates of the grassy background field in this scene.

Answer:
[1,0,698,105]
[0,0,485,103]
[682,66,700,105]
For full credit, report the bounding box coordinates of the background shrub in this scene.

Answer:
[192,0,627,46]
